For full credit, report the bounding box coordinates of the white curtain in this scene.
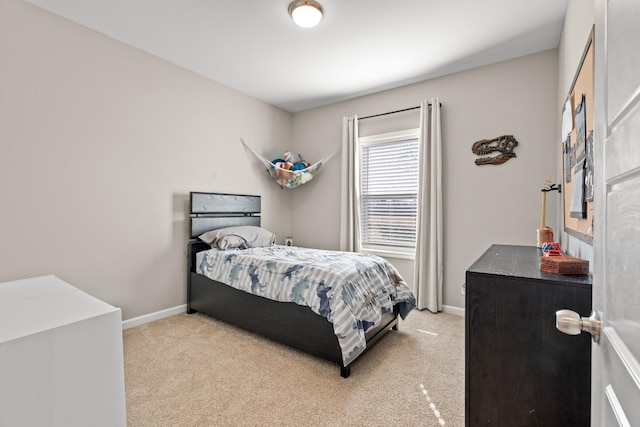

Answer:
[340,116,361,252]
[414,99,443,312]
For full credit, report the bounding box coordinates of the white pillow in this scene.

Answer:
[199,226,276,250]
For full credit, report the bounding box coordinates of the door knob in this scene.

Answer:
[555,309,601,343]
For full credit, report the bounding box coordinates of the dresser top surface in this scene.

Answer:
[467,244,592,287]
[0,275,120,343]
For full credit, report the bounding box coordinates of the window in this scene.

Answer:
[358,128,420,259]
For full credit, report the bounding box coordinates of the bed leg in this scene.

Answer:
[187,306,197,314]
[392,316,399,330]
[340,364,351,378]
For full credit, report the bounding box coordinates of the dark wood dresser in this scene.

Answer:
[465,244,592,426]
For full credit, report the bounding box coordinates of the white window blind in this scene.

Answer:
[359,129,419,255]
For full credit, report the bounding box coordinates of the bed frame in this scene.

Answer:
[186,192,399,378]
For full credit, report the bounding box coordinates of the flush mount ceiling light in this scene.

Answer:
[288,0,323,28]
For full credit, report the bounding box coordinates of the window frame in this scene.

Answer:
[357,128,420,260]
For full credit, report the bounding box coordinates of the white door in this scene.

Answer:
[591,0,640,425]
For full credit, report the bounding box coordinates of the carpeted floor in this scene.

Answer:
[123,309,465,426]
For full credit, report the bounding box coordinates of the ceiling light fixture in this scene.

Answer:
[288,0,323,28]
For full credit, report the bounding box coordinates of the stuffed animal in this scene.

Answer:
[283,151,302,164]
[270,159,293,181]
[272,153,310,182]
[273,161,289,170]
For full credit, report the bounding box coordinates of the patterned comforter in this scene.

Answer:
[196,245,416,366]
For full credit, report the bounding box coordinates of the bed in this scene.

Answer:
[187,192,416,377]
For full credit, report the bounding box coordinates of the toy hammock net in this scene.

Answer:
[241,138,339,189]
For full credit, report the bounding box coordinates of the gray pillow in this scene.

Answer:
[199,226,276,250]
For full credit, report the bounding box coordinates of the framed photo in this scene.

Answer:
[584,130,594,202]
[570,160,587,219]
[574,95,586,163]
[564,135,572,184]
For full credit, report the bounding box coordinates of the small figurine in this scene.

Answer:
[536,177,560,248]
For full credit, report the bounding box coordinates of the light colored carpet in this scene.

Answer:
[123,309,465,427]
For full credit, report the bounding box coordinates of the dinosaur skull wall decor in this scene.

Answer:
[471,135,519,165]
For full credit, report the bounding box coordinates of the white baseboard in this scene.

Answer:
[442,304,465,317]
[121,302,463,329]
[122,304,187,330]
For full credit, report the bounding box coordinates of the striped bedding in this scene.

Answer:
[196,245,416,366]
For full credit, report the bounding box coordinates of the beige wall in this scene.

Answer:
[291,50,560,311]
[1,0,580,318]
[0,0,293,319]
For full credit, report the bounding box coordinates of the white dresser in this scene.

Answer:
[0,275,126,427]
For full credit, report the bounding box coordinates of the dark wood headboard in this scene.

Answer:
[189,192,261,238]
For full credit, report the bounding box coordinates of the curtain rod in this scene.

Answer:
[358,102,441,121]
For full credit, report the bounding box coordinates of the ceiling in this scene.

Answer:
[26,0,568,113]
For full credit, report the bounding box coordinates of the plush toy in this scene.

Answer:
[271,152,310,182]
[273,161,289,170]
[271,160,293,181]
[276,152,309,168]
[283,151,302,164]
